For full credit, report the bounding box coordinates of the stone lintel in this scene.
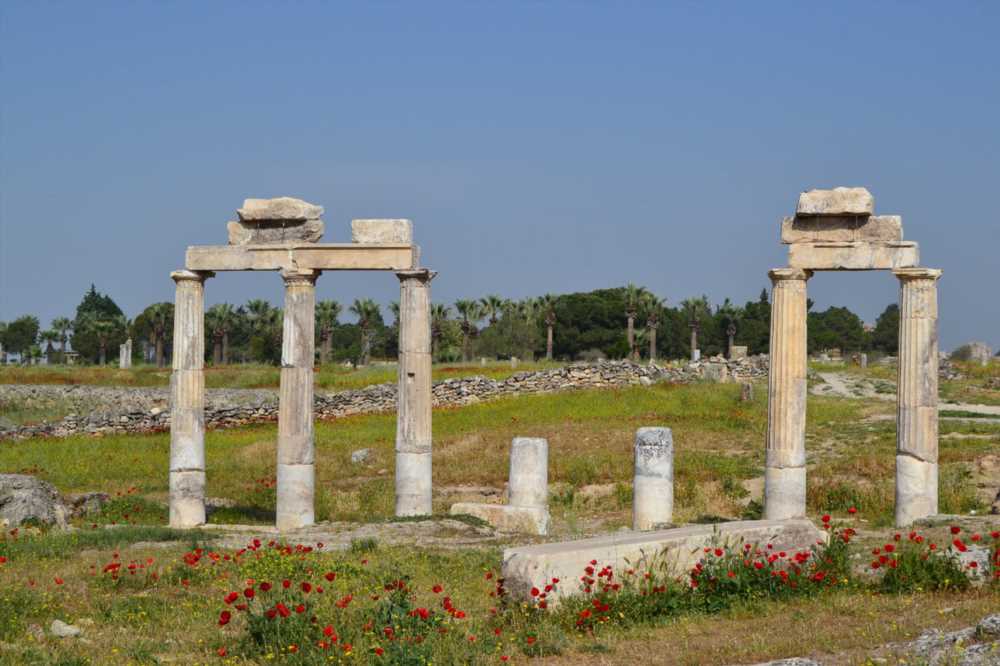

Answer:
[893,267,943,282]
[185,244,416,272]
[781,215,902,244]
[796,187,874,217]
[787,241,919,271]
[352,219,413,244]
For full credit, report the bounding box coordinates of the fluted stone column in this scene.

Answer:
[276,268,320,530]
[894,268,942,526]
[633,427,674,530]
[765,268,812,520]
[395,269,435,516]
[169,269,213,528]
[508,437,548,509]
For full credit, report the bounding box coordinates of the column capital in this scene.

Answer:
[768,268,812,282]
[396,268,437,284]
[280,268,321,286]
[171,269,214,284]
[893,267,942,282]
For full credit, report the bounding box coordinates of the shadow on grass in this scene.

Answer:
[207,504,277,525]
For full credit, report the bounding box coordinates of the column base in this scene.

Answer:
[632,476,674,531]
[169,470,205,528]
[276,463,315,530]
[895,455,938,527]
[395,451,432,516]
[764,466,806,520]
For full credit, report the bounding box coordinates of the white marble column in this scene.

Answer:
[276,268,320,530]
[169,269,213,528]
[508,437,548,509]
[633,427,674,530]
[395,269,435,516]
[894,268,942,526]
[764,268,812,520]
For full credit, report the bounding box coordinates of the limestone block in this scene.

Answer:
[275,463,314,530]
[633,427,674,531]
[502,519,826,602]
[351,219,413,244]
[730,345,748,360]
[787,241,919,271]
[781,215,902,244]
[227,219,324,245]
[764,466,806,520]
[508,437,548,508]
[895,455,938,526]
[796,187,874,217]
[449,502,549,535]
[237,197,323,222]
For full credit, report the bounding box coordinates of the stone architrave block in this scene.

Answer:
[351,219,413,245]
[781,215,902,244]
[501,519,826,602]
[796,187,874,217]
[449,502,549,535]
[238,197,324,222]
[787,241,918,271]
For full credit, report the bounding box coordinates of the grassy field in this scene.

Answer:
[1,373,999,664]
[0,360,565,391]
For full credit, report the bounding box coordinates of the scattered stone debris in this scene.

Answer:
[350,448,372,464]
[50,620,82,638]
[0,474,70,528]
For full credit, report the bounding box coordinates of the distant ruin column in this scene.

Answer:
[395,269,435,516]
[765,268,811,521]
[169,270,213,528]
[276,268,320,530]
[633,427,674,530]
[894,268,942,526]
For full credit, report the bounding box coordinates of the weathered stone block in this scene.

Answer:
[730,345,748,360]
[449,502,549,535]
[781,215,902,244]
[787,241,919,270]
[351,219,413,244]
[237,197,323,222]
[227,219,324,245]
[796,187,874,216]
[502,519,826,602]
[633,427,673,530]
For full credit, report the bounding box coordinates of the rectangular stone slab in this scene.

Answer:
[787,241,918,271]
[352,219,413,244]
[185,244,416,272]
[449,502,549,535]
[781,215,902,244]
[796,187,874,216]
[501,519,826,602]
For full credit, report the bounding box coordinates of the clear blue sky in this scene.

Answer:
[2,1,997,350]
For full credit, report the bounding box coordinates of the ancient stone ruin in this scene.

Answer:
[766,187,942,527]
[169,197,434,531]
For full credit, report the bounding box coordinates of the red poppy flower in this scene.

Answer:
[953,539,968,552]
[950,526,961,535]
[848,507,857,514]
[244,588,254,599]
[224,592,239,605]
[217,647,227,657]
[301,582,312,593]
[218,610,231,626]
[325,572,336,582]
[276,603,290,618]
[282,579,291,589]
[821,514,830,523]
[375,647,385,656]
[432,584,443,593]
[260,581,271,592]
[295,604,306,613]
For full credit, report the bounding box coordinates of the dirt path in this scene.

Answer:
[813,372,1000,419]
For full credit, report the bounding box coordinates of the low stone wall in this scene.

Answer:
[0,357,768,441]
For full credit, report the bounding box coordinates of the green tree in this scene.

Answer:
[430,303,451,361]
[71,285,126,363]
[49,317,73,363]
[681,296,710,360]
[808,306,866,354]
[537,294,558,361]
[315,300,342,365]
[454,299,483,362]
[350,298,381,366]
[479,294,504,326]
[871,304,899,354]
[623,283,649,360]
[2,315,40,359]
[205,304,237,364]
[641,293,666,362]
[76,313,126,365]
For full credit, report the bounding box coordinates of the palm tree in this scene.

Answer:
[430,303,451,360]
[537,294,558,361]
[39,330,59,363]
[454,299,483,362]
[147,303,173,368]
[717,299,740,358]
[245,299,274,334]
[315,300,342,365]
[388,301,400,327]
[80,313,125,365]
[479,294,505,326]
[350,298,381,366]
[642,293,666,363]
[681,296,710,361]
[206,304,236,365]
[623,283,649,360]
[50,317,73,364]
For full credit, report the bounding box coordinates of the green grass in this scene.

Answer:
[0,526,212,561]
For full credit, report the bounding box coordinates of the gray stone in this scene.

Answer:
[0,475,69,528]
[351,448,372,464]
[351,219,412,244]
[237,197,323,222]
[66,492,110,518]
[781,214,901,244]
[977,614,1000,638]
[227,218,325,245]
[796,187,874,216]
[50,620,81,638]
[748,660,820,666]
[449,502,549,535]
